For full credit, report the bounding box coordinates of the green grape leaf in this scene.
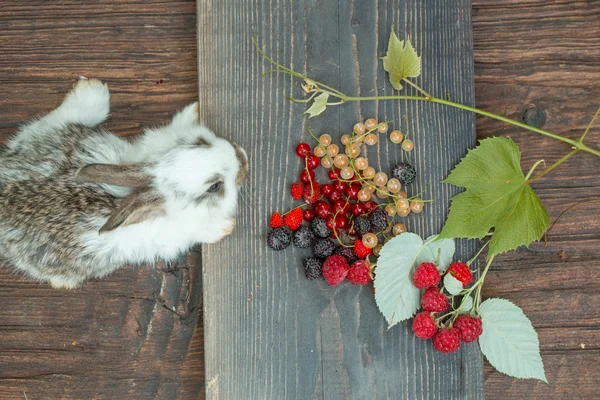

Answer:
[439,137,550,258]
[443,274,463,296]
[304,93,329,118]
[479,298,547,382]
[381,30,421,91]
[374,233,427,327]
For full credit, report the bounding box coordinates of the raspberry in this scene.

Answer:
[270,212,283,228]
[370,209,388,232]
[453,314,483,342]
[293,226,315,248]
[291,182,304,200]
[283,208,303,231]
[412,262,441,289]
[421,288,449,313]
[303,257,322,280]
[432,328,461,353]
[311,217,331,238]
[353,216,371,235]
[391,162,417,185]
[303,182,321,204]
[347,260,371,285]
[335,246,358,265]
[353,239,372,259]
[322,255,350,285]
[313,238,336,259]
[412,312,438,339]
[447,262,473,287]
[266,228,292,251]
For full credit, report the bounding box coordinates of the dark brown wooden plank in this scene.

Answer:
[471,0,600,399]
[0,1,204,399]
[197,0,482,398]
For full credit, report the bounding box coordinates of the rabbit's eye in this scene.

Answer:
[207,182,223,193]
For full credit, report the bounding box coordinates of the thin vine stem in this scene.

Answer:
[525,150,579,184]
[579,105,600,143]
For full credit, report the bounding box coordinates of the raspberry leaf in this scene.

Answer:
[439,137,550,259]
[375,233,428,327]
[381,30,421,91]
[417,235,456,272]
[479,298,547,382]
[457,295,473,314]
[443,274,463,296]
[304,93,329,118]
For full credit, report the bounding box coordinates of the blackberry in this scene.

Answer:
[370,209,388,232]
[313,238,336,259]
[335,246,358,264]
[391,162,416,185]
[267,228,292,250]
[311,217,331,238]
[354,216,371,235]
[293,226,315,248]
[303,257,322,280]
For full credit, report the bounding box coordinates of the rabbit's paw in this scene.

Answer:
[171,102,200,127]
[60,78,110,127]
[49,276,82,290]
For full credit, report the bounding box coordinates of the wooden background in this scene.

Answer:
[0,0,597,399]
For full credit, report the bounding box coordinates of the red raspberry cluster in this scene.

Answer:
[409,261,481,353]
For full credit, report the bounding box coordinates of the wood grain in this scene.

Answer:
[197,0,482,398]
[471,0,600,398]
[0,1,204,399]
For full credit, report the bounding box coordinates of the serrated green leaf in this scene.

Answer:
[416,235,455,272]
[374,233,425,327]
[457,295,473,314]
[479,298,547,382]
[304,93,329,118]
[439,137,550,258]
[443,274,463,296]
[381,30,421,91]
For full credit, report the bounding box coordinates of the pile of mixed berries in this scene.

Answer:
[411,260,483,353]
[266,118,426,286]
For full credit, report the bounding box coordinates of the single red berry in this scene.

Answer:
[412,312,438,339]
[321,183,334,198]
[363,201,378,214]
[314,200,332,219]
[347,260,372,285]
[453,315,483,342]
[447,262,473,287]
[303,182,321,204]
[296,142,311,157]
[351,202,365,216]
[353,239,372,259]
[335,214,348,229]
[322,255,350,285]
[347,226,357,236]
[333,200,347,214]
[269,212,283,228]
[329,190,343,202]
[283,208,303,231]
[412,262,441,289]
[300,169,315,184]
[333,180,348,192]
[306,154,320,170]
[303,209,315,222]
[345,183,361,200]
[328,168,341,180]
[421,288,449,313]
[291,182,304,200]
[432,328,461,353]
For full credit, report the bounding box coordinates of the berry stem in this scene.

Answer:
[402,78,431,99]
[525,150,579,185]
[578,105,600,143]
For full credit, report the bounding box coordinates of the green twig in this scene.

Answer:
[525,150,579,184]
[579,105,600,143]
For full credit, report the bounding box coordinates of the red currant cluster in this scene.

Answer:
[410,261,483,353]
[267,118,426,286]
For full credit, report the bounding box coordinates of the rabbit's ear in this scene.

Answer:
[100,188,165,233]
[76,164,152,188]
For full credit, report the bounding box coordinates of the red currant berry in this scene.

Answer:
[335,214,348,229]
[300,169,315,184]
[345,183,361,200]
[321,183,334,198]
[363,201,377,213]
[333,180,347,192]
[328,168,341,180]
[306,154,320,170]
[329,190,343,202]
[352,202,365,216]
[303,209,315,222]
[296,142,311,157]
[333,200,346,214]
[314,200,332,219]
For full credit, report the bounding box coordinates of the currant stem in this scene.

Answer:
[579,105,600,143]
[402,78,431,99]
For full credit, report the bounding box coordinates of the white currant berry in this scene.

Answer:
[410,200,424,213]
[321,156,333,168]
[319,134,332,146]
[354,157,368,170]
[377,122,389,133]
[341,134,351,145]
[326,144,339,157]
[385,204,397,216]
[373,172,388,186]
[353,123,366,135]
[341,166,355,180]
[314,145,326,158]
[363,166,376,179]
[362,233,378,249]
[357,189,372,202]
[345,143,360,158]
[365,134,378,146]
[390,130,403,144]
[387,178,401,193]
[402,139,414,152]
[365,118,378,131]
[393,223,407,236]
[333,154,349,168]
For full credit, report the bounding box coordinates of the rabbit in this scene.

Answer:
[0,78,248,289]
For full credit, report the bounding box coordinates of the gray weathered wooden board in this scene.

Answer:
[197,0,483,398]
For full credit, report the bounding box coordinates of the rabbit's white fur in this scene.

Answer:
[1,78,247,289]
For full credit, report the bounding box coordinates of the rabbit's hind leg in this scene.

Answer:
[49,276,83,290]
